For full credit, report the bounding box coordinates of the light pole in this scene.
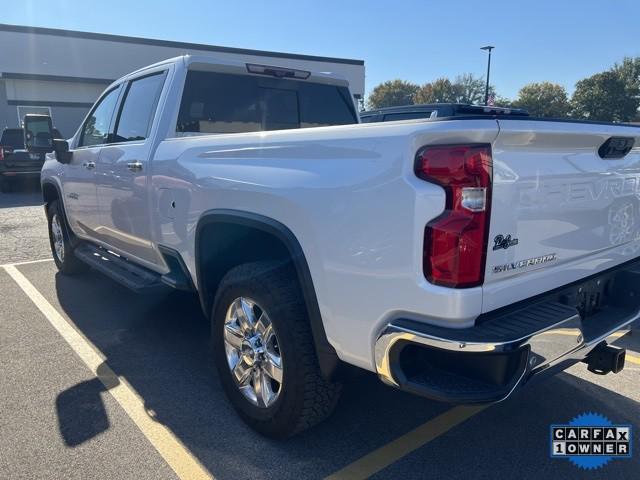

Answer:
[480,45,494,105]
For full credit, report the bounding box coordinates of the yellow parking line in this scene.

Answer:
[3,264,214,480]
[547,330,627,339]
[627,354,640,365]
[325,405,486,480]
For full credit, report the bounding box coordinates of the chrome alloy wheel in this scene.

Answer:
[51,213,65,263]
[223,297,283,408]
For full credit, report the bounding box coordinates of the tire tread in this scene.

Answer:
[212,261,341,438]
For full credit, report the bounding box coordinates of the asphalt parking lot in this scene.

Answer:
[1,182,639,480]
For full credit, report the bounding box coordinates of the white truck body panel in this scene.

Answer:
[486,121,640,311]
[151,119,499,369]
[41,55,640,374]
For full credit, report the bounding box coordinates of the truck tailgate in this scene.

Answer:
[3,149,44,170]
[484,119,640,312]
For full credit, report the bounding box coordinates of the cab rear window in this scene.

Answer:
[176,70,357,135]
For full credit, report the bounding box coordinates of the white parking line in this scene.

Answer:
[3,264,214,480]
[1,258,53,267]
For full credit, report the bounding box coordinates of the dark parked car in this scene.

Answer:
[0,127,62,192]
[359,103,529,123]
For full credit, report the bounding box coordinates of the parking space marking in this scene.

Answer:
[548,330,627,338]
[627,354,640,365]
[325,405,486,480]
[3,264,214,480]
[2,258,53,267]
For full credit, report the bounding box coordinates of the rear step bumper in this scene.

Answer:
[375,262,640,404]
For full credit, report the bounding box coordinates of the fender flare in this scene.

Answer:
[195,209,341,380]
[41,178,79,245]
[41,177,62,205]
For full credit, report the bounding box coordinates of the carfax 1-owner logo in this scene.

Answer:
[550,413,633,470]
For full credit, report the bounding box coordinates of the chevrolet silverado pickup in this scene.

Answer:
[28,55,640,439]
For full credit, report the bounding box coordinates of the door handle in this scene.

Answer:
[83,161,95,170]
[127,161,143,172]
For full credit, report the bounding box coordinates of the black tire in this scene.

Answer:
[211,261,341,439]
[46,200,88,274]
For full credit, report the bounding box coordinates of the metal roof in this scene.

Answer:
[0,23,364,66]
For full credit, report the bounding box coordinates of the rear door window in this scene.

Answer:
[113,72,166,143]
[176,70,357,135]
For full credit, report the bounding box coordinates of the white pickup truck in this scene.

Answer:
[27,55,640,439]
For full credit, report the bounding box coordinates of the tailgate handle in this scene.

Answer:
[598,137,635,159]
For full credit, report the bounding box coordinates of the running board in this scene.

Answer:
[74,243,166,293]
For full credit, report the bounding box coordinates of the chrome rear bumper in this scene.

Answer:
[375,262,640,403]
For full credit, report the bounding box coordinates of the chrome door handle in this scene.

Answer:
[83,161,95,170]
[127,161,143,172]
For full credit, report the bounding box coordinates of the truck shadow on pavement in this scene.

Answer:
[0,180,42,208]
[50,270,640,480]
[55,363,117,447]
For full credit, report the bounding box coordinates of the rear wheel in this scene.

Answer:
[46,200,88,274]
[211,261,341,438]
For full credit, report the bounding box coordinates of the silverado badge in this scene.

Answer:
[493,253,557,273]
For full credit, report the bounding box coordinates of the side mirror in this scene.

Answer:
[23,114,54,153]
[23,114,72,163]
[53,139,72,164]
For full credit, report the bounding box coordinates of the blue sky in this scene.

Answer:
[5,0,640,99]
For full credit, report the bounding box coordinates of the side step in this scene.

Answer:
[74,243,166,293]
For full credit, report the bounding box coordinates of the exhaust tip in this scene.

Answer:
[584,343,626,375]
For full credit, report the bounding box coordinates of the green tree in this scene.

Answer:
[415,74,494,105]
[431,78,458,103]
[414,79,456,103]
[493,95,513,108]
[414,83,435,104]
[413,78,457,104]
[366,80,419,109]
[512,82,570,117]
[612,57,640,121]
[612,57,640,91]
[452,73,487,104]
[571,71,639,122]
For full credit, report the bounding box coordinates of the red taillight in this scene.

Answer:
[0,147,4,161]
[415,144,492,288]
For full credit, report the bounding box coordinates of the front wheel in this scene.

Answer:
[211,261,341,438]
[46,200,88,274]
